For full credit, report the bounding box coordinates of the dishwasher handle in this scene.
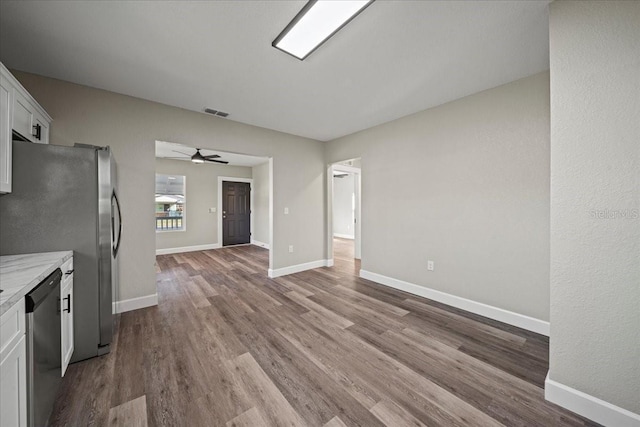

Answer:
[25,268,62,313]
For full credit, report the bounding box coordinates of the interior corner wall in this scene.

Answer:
[12,71,325,302]
[252,161,270,246]
[155,158,252,250]
[549,0,640,415]
[333,174,355,238]
[325,71,551,322]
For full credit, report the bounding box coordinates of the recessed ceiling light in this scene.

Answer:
[273,0,374,61]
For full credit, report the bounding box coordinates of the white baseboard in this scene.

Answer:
[359,269,550,336]
[545,373,640,427]
[112,293,158,314]
[156,243,221,255]
[251,239,270,249]
[268,259,332,278]
[333,233,354,240]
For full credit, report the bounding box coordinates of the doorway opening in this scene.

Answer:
[155,140,273,273]
[328,159,361,272]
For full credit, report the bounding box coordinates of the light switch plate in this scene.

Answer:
[284,207,289,215]
[209,207,216,213]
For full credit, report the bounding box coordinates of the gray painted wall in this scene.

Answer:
[252,161,270,246]
[549,1,640,414]
[325,72,551,321]
[13,71,325,301]
[155,158,252,250]
[333,174,355,238]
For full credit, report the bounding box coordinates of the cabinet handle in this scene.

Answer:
[32,123,42,140]
[64,295,71,313]
[65,269,74,275]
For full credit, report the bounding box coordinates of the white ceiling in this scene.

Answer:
[156,140,268,167]
[0,1,550,141]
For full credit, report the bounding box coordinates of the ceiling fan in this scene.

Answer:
[168,148,229,164]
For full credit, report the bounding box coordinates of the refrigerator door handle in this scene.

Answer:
[111,190,122,257]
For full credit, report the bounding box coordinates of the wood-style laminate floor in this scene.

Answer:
[50,238,599,426]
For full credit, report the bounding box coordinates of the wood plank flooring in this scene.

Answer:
[49,238,599,426]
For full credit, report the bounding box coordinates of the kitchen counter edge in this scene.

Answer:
[0,251,73,317]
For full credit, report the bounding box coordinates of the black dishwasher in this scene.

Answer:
[25,268,63,427]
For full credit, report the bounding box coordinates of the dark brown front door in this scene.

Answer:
[222,181,251,246]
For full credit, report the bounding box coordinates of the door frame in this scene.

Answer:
[217,176,253,247]
[327,162,361,264]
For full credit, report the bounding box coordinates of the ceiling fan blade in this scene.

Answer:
[171,150,193,156]
[164,157,190,159]
[203,154,221,159]
[205,159,229,164]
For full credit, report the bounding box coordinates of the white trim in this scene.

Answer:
[268,259,332,278]
[333,233,354,240]
[251,239,270,249]
[156,243,221,255]
[112,294,158,314]
[359,269,550,336]
[545,373,640,427]
[217,176,254,249]
[268,158,274,272]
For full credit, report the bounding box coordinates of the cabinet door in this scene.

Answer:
[61,275,74,376]
[0,75,11,193]
[0,335,27,427]
[12,90,33,142]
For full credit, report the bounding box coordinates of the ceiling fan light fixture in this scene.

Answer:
[272,0,374,60]
[191,149,206,164]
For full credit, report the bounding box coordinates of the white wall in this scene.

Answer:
[333,174,355,238]
[325,72,551,322]
[155,158,252,251]
[14,71,325,302]
[252,161,270,246]
[549,0,640,417]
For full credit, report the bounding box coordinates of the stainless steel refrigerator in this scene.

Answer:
[0,140,122,362]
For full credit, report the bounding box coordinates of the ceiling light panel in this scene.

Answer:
[273,0,373,60]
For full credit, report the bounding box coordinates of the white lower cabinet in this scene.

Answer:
[0,299,28,427]
[61,259,74,376]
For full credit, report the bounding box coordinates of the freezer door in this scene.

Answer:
[110,157,120,320]
[97,148,116,352]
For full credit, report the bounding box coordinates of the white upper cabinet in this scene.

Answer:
[0,62,52,194]
[12,90,34,143]
[0,73,12,194]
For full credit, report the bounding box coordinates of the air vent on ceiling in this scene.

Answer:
[204,108,229,118]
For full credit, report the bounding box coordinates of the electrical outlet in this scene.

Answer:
[284,207,289,215]
[427,260,434,271]
[289,245,294,253]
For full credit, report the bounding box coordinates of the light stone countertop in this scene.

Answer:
[0,251,73,316]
